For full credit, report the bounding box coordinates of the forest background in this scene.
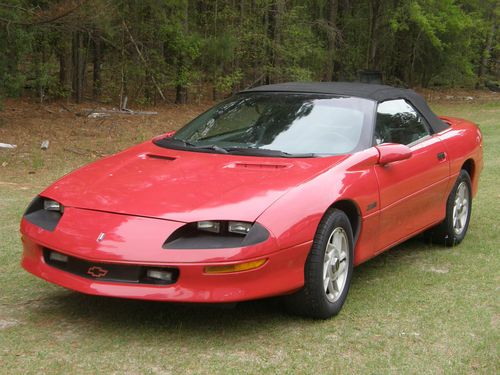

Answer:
[0,0,498,107]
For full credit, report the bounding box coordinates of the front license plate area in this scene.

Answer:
[43,248,178,285]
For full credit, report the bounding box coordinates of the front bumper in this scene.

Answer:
[20,209,311,302]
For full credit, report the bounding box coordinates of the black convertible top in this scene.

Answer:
[243,82,449,133]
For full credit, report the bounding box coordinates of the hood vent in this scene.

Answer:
[146,154,176,161]
[226,162,292,170]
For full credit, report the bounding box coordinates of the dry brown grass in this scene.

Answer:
[0,98,211,185]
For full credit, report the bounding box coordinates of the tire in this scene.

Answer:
[283,209,354,319]
[427,169,472,247]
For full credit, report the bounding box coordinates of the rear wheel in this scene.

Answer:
[428,169,472,246]
[283,209,354,319]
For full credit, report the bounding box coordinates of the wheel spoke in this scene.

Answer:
[452,181,470,236]
[332,262,346,280]
[459,185,467,200]
[459,207,467,227]
[323,275,330,291]
[328,278,336,294]
[324,250,331,264]
[323,260,329,280]
[333,232,342,254]
[462,199,468,213]
[323,227,350,302]
[338,261,346,276]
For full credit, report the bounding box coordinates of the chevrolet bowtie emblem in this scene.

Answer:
[87,266,108,278]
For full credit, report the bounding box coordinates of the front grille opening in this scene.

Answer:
[43,249,179,285]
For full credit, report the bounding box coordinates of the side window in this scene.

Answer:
[374,99,431,145]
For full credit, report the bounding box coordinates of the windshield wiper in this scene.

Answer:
[192,144,228,153]
[224,146,316,158]
[154,137,196,147]
[154,137,229,154]
[155,138,313,157]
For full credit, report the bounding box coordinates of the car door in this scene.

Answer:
[373,99,449,252]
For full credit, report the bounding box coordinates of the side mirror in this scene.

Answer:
[376,143,412,165]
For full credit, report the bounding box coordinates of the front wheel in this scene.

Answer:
[283,209,354,319]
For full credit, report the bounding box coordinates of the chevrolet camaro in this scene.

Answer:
[20,82,483,318]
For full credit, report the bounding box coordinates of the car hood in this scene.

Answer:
[42,141,345,223]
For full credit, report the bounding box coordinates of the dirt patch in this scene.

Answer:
[427,267,450,274]
[0,99,211,184]
[418,88,499,104]
[0,319,20,330]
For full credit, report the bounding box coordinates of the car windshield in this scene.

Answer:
[155,92,375,157]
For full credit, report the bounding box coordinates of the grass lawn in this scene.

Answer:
[0,98,498,374]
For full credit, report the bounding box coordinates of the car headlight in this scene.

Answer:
[164,221,269,249]
[197,220,252,235]
[43,199,64,213]
[23,196,64,231]
[197,220,221,233]
[227,221,252,235]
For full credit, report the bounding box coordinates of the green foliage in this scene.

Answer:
[275,5,327,81]
[0,0,498,103]
[0,2,32,97]
[215,70,243,93]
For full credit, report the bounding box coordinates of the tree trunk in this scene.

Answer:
[366,0,381,70]
[72,31,84,103]
[477,20,496,87]
[324,0,339,81]
[266,0,284,83]
[119,24,127,110]
[175,1,189,104]
[231,0,244,94]
[176,82,188,104]
[58,40,71,94]
[264,2,271,84]
[92,29,102,100]
[272,0,285,82]
[212,0,219,101]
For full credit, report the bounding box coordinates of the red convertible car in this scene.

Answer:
[21,82,483,318]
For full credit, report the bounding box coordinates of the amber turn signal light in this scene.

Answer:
[204,259,267,274]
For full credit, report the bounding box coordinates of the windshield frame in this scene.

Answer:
[154,92,377,158]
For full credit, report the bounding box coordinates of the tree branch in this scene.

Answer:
[123,21,166,101]
[0,1,85,26]
[0,3,37,14]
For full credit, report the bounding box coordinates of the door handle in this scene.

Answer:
[437,152,446,161]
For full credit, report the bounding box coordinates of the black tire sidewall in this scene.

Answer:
[444,170,472,245]
[304,209,354,318]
